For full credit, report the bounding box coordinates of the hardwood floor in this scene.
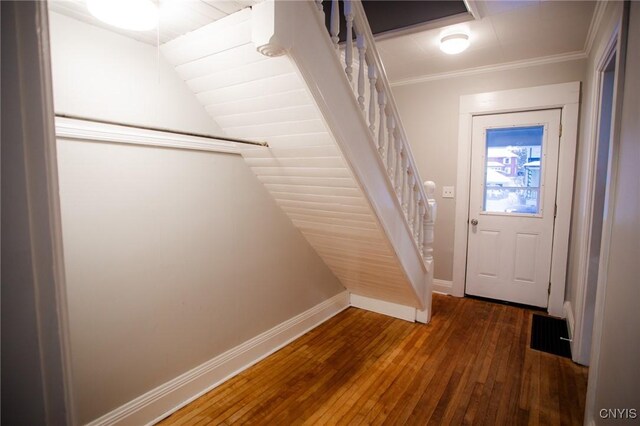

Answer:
[157,294,588,425]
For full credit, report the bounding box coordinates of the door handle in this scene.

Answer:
[470,219,479,226]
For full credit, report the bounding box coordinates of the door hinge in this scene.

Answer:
[554,203,558,218]
[548,282,552,295]
[559,122,563,138]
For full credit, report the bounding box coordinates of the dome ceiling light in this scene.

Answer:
[440,33,470,55]
[86,0,159,32]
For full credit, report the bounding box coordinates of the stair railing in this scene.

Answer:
[315,0,435,265]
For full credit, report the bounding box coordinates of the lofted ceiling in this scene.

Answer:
[47,0,261,45]
[376,0,597,84]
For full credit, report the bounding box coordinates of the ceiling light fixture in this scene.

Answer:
[440,33,470,55]
[87,0,158,32]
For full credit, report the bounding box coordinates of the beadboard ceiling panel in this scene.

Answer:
[160,8,423,307]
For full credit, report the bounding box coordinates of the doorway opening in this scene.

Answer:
[453,82,580,318]
[575,51,617,365]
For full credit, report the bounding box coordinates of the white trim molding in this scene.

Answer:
[391,51,586,87]
[584,1,609,56]
[86,291,350,426]
[350,293,417,322]
[433,279,454,295]
[570,22,620,368]
[453,82,580,318]
[55,117,242,155]
[564,301,575,343]
[3,3,76,424]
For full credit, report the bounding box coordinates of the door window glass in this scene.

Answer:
[483,125,544,214]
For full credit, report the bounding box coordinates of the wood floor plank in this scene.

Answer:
[157,295,588,426]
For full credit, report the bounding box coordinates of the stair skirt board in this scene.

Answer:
[350,294,418,322]
[161,7,424,308]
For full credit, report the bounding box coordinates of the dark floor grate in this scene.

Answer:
[530,314,572,358]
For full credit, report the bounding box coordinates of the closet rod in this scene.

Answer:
[55,114,269,147]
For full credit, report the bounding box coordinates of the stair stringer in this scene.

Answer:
[161,4,430,310]
[274,1,430,308]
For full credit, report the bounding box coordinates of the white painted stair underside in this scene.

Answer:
[162,8,422,307]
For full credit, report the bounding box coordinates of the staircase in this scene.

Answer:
[162,0,436,320]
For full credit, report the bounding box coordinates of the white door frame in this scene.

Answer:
[452,82,580,317]
[3,2,76,424]
[571,29,619,366]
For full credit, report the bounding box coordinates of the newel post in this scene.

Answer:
[251,0,293,57]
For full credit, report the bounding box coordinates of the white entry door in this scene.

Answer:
[466,109,561,307]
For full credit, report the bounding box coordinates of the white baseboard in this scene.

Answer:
[86,291,350,426]
[564,300,575,339]
[564,300,576,362]
[349,293,417,322]
[433,279,453,295]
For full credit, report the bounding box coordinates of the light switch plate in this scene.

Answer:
[442,186,455,198]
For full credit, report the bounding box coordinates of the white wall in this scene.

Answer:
[391,59,586,281]
[49,12,222,135]
[587,2,640,422]
[49,13,344,424]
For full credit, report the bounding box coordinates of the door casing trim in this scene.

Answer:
[453,82,580,317]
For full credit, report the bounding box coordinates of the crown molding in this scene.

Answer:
[390,51,587,87]
[584,0,608,56]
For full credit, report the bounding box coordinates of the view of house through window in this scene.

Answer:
[483,125,545,214]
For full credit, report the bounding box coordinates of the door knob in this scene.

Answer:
[470,219,479,226]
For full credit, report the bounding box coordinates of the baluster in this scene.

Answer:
[315,0,323,12]
[330,0,339,49]
[408,174,416,225]
[357,34,366,110]
[368,62,377,133]
[344,0,353,83]
[378,91,386,158]
[423,181,437,261]
[418,201,426,255]
[401,156,410,213]
[414,191,422,239]
[386,115,395,178]
[395,140,404,194]
[424,219,434,261]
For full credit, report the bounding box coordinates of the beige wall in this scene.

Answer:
[57,141,344,424]
[50,13,343,424]
[49,12,223,136]
[391,60,587,281]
